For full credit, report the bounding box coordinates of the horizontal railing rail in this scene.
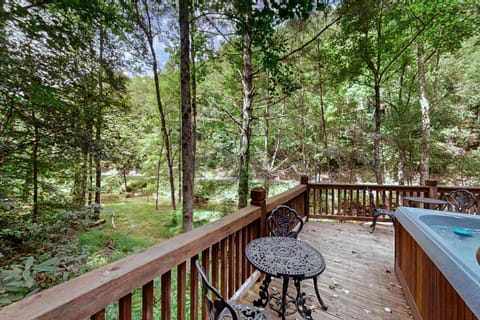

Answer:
[0,182,309,320]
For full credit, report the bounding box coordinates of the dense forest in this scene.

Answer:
[1,0,480,304]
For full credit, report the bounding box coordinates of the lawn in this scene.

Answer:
[76,195,236,270]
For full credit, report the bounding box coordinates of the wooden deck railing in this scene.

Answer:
[0,183,308,320]
[1,176,478,320]
[307,178,480,221]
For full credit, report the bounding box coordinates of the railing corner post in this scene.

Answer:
[251,187,267,237]
[425,179,439,199]
[300,175,309,185]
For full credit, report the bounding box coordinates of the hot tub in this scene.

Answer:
[394,207,480,320]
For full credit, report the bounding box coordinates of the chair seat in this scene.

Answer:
[375,208,395,217]
[196,260,272,320]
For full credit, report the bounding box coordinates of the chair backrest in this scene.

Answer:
[444,189,479,214]
[267,205,304,238]
[195,260,238,320]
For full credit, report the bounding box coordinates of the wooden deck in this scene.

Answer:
[240,221,413,320]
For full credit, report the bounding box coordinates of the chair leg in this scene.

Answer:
[313,276,328,310]
[253,274,271,308]
[370,215,378,233]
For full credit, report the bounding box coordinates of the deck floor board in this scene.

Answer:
[239,221,413,320]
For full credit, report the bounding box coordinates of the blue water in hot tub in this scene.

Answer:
[429,225,479,261]
[419,213,480,268]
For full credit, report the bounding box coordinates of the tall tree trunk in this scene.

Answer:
[88,153,93,205]
[238,31,253,209]
[152,59,176,211]
[72,148,88,206]
[373,80,383,184]
[396,62,408,185]
[190,16,197,173]
[123,171,128,193]
[134,2,176,211]
[299,90,307,172]
[397,148,406,185]
[318,71,331,181]
[94,26,104,220]
[155,143,164,210]
[179,0,194,232]
[263,74,271,190]
[32,111,39,219]
[417,41,430,185]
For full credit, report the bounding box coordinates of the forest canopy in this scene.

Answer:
[1,0,480,217]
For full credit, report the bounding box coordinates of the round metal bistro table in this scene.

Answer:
[245,237,328,320]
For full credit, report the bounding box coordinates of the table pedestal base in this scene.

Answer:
[253,275,327,320]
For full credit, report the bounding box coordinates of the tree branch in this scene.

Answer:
[279,16,341,61]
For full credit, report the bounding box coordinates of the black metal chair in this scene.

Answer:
[195,260,272,320]
[444,189,479,214]
[368,189,395,233]
[267,205,304,238]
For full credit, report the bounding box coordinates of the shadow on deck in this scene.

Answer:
[239,221,413,320]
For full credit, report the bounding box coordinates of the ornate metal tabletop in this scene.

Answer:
[246,237,325,279]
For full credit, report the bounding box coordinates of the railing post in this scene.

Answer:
[426,179,439,210]
[301,175,309,219]
[426,179,439,198]
[251,187,267,237]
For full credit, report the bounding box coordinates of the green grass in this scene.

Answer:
[76,197,180,269]
[76,196,236,270]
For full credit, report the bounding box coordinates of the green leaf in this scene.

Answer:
[34,265,57,272]
[24,277,35,289]
[24,256,35,271]
[34,257,60,272]
[22,270,31,282]
[1,269,22,281]
[3,282,25,291]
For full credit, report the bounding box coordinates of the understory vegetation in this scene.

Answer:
[0,179,294,306]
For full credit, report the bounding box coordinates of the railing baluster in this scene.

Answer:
[177,262,187,320]
[235,230,242,291]
[201,248,210,320]
[243,227,249,277]
[220,238,228,298]
[119,293,132,320]
[228,234,235,295]
[331,188,335,215]
[212,243,219,293]
[190,256,199,320]
[142,281,154,320]
[161,271,171,320]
